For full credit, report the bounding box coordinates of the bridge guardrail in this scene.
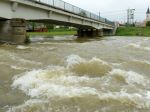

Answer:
[28,0,115,26]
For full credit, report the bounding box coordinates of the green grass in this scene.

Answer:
[27,30,77,36]
[116,26,150,37]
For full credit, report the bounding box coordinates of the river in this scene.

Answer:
[0,36,150,112]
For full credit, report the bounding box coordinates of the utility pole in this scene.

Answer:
[99,12,101,20]
[127,9,135,25]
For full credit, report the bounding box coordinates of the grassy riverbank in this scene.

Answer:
[27,30,77,36]
[116,26,150,37]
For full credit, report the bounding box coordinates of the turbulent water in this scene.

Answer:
[0,36,150,112]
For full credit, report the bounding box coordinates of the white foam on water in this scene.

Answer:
[7,99,48,112]
[0,48,41,65]
[12,66,100,98]
[145,91,150,100]
[11,65,27,70]
[30,36,45,42]
[143,38,150,41]
[127,43,141,48]
[98,91,150,109]
[16,45,30,50]
[66,54,85,68]
[126,43,150,51]
[10,54,42,65]
[48,47,57,51]
[144,47,150,50]
[12,67,150,104]
[133,60,150,65]
[109,69,149,86]
[10,55,150,111]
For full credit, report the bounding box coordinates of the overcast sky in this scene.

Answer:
[63,0,150,22]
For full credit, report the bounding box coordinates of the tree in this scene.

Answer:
[45,24,54,30]
[146,21,150,27]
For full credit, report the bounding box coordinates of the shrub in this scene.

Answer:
[146,21,150,27]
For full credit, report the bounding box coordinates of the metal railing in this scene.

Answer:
[28,0,115,26]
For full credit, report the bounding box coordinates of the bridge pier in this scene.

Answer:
[77,29,104,37]
[0,18,27,44]
[103,29,114,36]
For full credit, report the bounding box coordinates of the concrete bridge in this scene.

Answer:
[0,0,117,44]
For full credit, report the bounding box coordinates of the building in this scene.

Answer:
[143,7,150,26]
[135,7,150,27]
[146,7,150,20]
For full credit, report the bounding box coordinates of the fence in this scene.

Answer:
[28,0,115,26]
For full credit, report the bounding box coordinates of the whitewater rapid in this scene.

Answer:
[8,55,150,112]
[0,36,150,112]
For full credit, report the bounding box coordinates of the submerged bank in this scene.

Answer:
[116,26,150,37]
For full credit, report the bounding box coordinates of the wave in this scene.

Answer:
[7,92,150,112]
[10,65,27,70]
[66,55,112,77]
[12,66,100,98]
[10,54,42,65]
[16,45,30,50]
[123,60,150,68]
[12,56,150,99]
[9,55,150,112]
[126,43,150,51]
[109,69,149,86]
[7,99,48,112]
[120,60,150,76]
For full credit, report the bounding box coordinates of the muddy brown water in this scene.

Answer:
[0,36,150,112]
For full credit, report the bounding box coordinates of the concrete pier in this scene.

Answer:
[0,19,26,44]
[77,29,102,37]
[103,29,114,36]
[77,29,113,37]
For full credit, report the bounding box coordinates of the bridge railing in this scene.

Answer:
[29,0,115,26]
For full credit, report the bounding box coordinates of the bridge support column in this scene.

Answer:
[77,29,88,37]
[103,29,114,36]
[96,29,103,37]
[0,19,26,44]
[77,29,103,37]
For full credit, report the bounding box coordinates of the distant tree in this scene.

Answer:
[27,22,37,31]
[45,23,54,30]
[146,21,150,27]
[30,22,36,31]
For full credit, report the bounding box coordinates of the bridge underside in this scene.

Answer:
[0,0,116,44]
[0,18,114,44]
[30,19,93,29]
[29,19,115,37]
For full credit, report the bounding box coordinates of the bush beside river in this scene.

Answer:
[116,26,150,37]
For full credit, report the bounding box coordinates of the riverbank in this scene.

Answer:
[27,30,77,37]
[116,26,150,37]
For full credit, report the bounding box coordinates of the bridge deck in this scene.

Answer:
[27,0,114,26]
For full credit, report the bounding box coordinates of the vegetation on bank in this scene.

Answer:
[27,22,77,36]
[27,29,77,36]
[116,26,150,37]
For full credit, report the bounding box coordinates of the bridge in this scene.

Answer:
[0,0,117,44]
